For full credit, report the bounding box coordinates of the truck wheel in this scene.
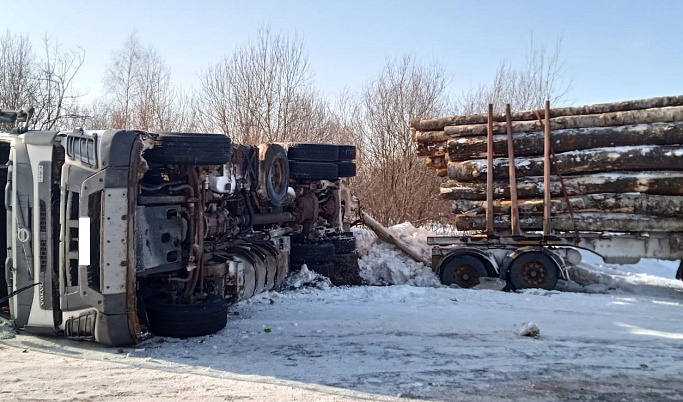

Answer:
[258,144,289,207]
[287,143,339,161]
[145,294,228,338]
[337,145,356,161]
[508,252,559,290]
[306,261,336,278]
[440,255,488,288]
[332,252,363,286]
[326,233,356,254]
[290,242,336,265]
[144,133,232,165]
[289,161,339,181]
[336,161,356,178]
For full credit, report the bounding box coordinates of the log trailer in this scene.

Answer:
[0,107,359,346]
[412,96,683,290]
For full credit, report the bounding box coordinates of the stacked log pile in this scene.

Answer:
[411,95,683,233]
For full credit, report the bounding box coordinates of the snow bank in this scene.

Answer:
[354,220,683,299]
[564,251,683,299]
[282,264,331,290]
[0,321,15,339]
[353,224,440,287]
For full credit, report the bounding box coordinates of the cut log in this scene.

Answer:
[416,141,447,157]
[448,145,683,181]
[439,172,683,200]
[454,213,683,232]
[413,106,683,141]
[452,194,683,217]
[414,130,450,144]
[410,95,683,132]
[446,122,683,161]
[426,156,447,169]
[359,211,431,266]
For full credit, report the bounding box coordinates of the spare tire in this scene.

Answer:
[337,145,356,161]
[289,161,338,181]
[257,144,289,207]
[144,132,232,165]
[145,294,228,338]
[287,143,338,161]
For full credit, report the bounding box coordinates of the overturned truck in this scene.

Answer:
[0,108,359,345]
[412,95,683,289]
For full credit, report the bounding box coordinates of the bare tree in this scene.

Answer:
[0,30,36,112]
[457,37,570,114]
[99,33,179,131]
[32,35,85,130]
[0,31,85,130]
[357,55,451,226]
[104,34,141,128]
[197,26,322,144]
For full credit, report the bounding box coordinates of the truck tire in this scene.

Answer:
[307,261,336,278]
[289,161,338,181]
[258,144,289,207]
[145,293,228,338]
[508,252,559,290]
[290,242,336,265]
[326,233,356,254]
[440,255,489,288]
[144,133,232,165]
[332,252,363,286]
[287,143,339,162]
[337,145,356,161]
[336,161,356,178]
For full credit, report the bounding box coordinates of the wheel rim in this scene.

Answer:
[452,264,480,288]
[519,261,548,288]
[270,158,287,194]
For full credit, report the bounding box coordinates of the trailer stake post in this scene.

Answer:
[506,103,522,237]
[486,104,495,237]
[543,100,552,236]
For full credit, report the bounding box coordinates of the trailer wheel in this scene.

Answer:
[508,252,559,290]
[440,255,488,288]
[145,294,228,338]
[144,132,232,165]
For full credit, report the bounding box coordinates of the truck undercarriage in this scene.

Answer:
[0,120,357,345]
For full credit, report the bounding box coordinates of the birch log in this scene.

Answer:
[416,141,447,157]
[454,213,683,232]
[452,194,683,217]
[439,172,683,200]
[448,145,683,181]
[414,106,683,141]
[410,95,683,132]
[446,122,683,161]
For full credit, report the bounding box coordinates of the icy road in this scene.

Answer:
[1,226,683,401]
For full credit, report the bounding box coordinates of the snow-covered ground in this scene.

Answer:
[2,224,683,401]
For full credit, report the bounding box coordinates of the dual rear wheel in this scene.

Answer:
[439,251,560,290]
